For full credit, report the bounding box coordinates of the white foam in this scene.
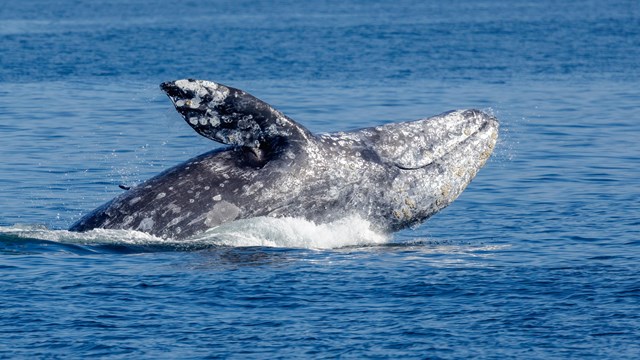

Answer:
[195,215,390,249]
[0,224,168,246]
[0,215,390,250]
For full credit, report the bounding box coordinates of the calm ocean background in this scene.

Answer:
[1,0,639,358]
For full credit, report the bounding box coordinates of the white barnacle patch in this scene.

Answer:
[155,192,166,200]
[189,98,202,108]
[210,86,229,104]
[138,217,155,232]
[242,181,264,196]
[166,216,185,228]
[129,197,142,205]
[122,215,134,227]
[266,124,278,135]
[188,117,199,125]
[212,194,222,201]
[440,184,451,198]
[208,114,220,126]
[174,79,220,100]
[167,203,181,214]
[204,201,241,227]
[479,149,492,161]
[404,197,417,209]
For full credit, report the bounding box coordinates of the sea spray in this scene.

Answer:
[197,215,390,249]
[0,215,389,250]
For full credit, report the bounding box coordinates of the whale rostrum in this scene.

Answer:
[70,79,499,239]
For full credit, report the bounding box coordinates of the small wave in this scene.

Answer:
[0,224,173,253]
[0,224,166,244]
[0,215,390,251]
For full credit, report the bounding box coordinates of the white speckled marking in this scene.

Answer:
[204,201,241,227]
[138,217,154,232]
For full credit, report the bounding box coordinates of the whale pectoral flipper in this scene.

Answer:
[160,79,312,150]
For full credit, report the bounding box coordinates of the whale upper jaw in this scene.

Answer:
[365,109,499,171]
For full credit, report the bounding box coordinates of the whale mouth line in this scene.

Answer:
[393,162,433,171]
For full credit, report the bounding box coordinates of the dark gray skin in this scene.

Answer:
[70,79,499,240]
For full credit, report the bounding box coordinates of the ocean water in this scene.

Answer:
[1,0,639,358]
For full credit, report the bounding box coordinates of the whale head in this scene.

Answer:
[364,109,499,229]
[319,108,499,230]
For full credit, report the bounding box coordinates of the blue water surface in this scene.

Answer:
[1,0,639,358]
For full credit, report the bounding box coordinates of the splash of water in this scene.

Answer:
[0,215,390,250]
[195,215,390,249]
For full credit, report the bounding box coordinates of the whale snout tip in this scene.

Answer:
[463,109,499,124]
[464,109,500,137]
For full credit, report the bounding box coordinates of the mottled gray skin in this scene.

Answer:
[70,79,499,239]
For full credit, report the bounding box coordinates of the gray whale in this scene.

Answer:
[70,79,499,239]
